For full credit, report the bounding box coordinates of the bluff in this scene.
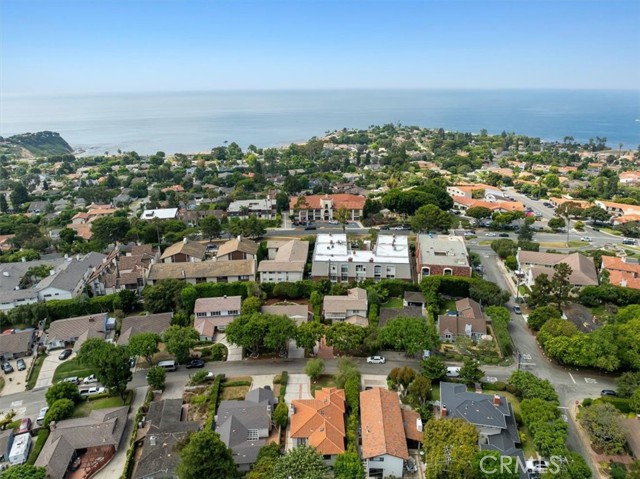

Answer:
[0,131,73,157]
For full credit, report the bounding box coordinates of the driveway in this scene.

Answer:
[284,373,312,403]
[33,352,70,390]
[92,386,148,479]
[287,340,305,359]
[213,333,242,362]
[0,354,35,396]
[250,375,274,390]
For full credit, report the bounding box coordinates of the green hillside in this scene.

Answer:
[0,131,73,157]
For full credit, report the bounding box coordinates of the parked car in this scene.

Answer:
[485,232,496,237]
[83,374,98,384]
[513,305,522,314]
[16,418,32,434]
[446,366,461,377]
[16,358,26,371]
[304,225,317,231]
[526,460,548,473]
[366,356,386,364]
[580,236,592,242]
[601,389,617,397]
[328,220,339,225]
[498,233,510,237]
[80,387,106,397]
[1,362,14,374]
[36,407,49,425]
[58,349,72,360]
[185,359,205,369]
[62,376,79,385]
[404,458,418,473]
[379,225,390,230]
[622,239,637,245]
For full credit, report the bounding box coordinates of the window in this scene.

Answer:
[196,312,206,318]
[247,429,259,441]
[422,267,430,277]
[195,277,206,283]
[211,311,221,316]
[443,268,453,276]
[374,265,381,278]
[340,264,348,281]
[239,275,250,281]
[385,266,395,279]
[228,310,239,315]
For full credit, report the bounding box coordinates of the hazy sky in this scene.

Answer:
[1,0,639,94]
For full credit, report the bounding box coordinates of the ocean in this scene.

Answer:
[1,89,639,156]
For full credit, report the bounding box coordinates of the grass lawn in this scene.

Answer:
[311,374,336,395]
[220,385,250,401]
[52,358,94,383]
[72,390,133,417]
[431,383,441,402]
[601,227,622,236]
[381,297,403,309]
[539,240,588,248]
[26,354,47,390]
[478,240,494,246]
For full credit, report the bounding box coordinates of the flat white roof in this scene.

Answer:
[313,234,410,264]
[140,208,179,220]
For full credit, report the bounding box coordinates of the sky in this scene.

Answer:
[1,0,639,94]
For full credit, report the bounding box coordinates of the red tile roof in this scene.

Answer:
[290,388,346,455]
[289,194,365,211]
[360,388,409,460]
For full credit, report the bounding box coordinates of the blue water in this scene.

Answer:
[1,89,638,155]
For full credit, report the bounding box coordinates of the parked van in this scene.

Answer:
[9,433,32,465]
[158,360,178,372]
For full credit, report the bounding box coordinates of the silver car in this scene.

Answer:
[367,356,386,364]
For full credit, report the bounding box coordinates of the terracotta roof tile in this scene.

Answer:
[360,388,409,460]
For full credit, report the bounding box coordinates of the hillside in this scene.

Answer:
[0,131,73,157]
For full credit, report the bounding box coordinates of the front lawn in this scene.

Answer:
[440,299,457,315]
[381,298,403,309]
[52,358,94,383]
[26,353,47,390]
[311,374,336,395]
[72,390,133,417]
[601,227,621,236]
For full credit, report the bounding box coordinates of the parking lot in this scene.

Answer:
[0,353,35,396]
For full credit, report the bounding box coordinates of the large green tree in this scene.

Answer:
[200,215,222,240]
[334,450,365,479]
[143,279,185,313]
[272,445,330,479]
[379,316,439,355]
[411,204,453,233]
[577,402,626,454]
[423,417,479,479]
[45,381,81,406]
[44,398,75,427]
[163,325,199,364]
[77,338,132,401]
[91,216,131,245]
[1,465,46,479]
[325,321,367,353]
[176,430,236,479]
[295,321,326,353]
[421,356,447,381]
[127,332,161,365]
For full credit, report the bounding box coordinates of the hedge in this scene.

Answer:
[485,306,513,356]
[267,281,325,300]
[278,371,288,402]
[193,281,249,300]
[578,284,640,307]
[27,429,50,465]
[368,304,379,328]
[121,387,153,479]
[593,396,632,414]
[205,374,226,429]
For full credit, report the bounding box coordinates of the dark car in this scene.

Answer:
[498,233,510,237]
[16,358,26,371]
[185,359,205,369]
[304,225,317,230]
[379,225,390,230]
[58,349,72,360]
[1,362,13,374]
[512,305,522,314]
[601,389,617,397]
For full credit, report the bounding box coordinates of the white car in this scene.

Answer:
[328,220,339,225]
[446,366,461,377]
[581,236,592,242]
[36,407,49,425]
[367,356,386,364]
[80,387,106,396]
[485,232,496,237]
[83,374,98,384]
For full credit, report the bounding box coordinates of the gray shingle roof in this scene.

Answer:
[117,312,173,346]
[0,330,35,357]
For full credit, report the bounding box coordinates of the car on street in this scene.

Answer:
[1,362,14,374]
[16,418,32,434]
[513,305,522,314]
[526,460,548,473]
[36,407,49,425]
[379,225,390,230]
[366,356,386,364]
[304,225,317,230]
[485,232,496,237]
[580,236,592,242]
[328,220,339,225]
[58,349,72,360]
[622,238,637,245]
[185,359,205,369]
[16,358,26,371]
[601,389,617,397]
[62,376,79,385]
[83,374,98,384]
[498,233,510,237]
[80,387,106,397]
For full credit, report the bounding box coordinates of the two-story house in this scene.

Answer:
[289,194,365,222]
[289,388,346,465]
[193,296,242,338]
[160,238,206,263]
[437,298,487,342]
[322,288,368,326]
[216,237,259,261]
[258,239,309,283]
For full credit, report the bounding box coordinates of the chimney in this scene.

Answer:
[493,395,501,407]
[183,237,188,244]
[440,406,447,417]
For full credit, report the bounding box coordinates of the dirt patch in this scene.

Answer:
[221,385,250,401]
[183,386,210,422]
[263,298,309,306]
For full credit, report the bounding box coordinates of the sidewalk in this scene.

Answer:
[92,386,148,479]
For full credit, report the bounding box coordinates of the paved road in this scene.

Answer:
[475,245,615,472]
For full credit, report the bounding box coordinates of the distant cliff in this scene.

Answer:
[0,131,73,157]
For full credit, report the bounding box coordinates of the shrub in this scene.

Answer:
[44,398,75,427]
[210,343,227,361]
[205,374,225,429]
[274,401,289,428]
[279,371,288,402]
[45,382,81,406]
[593,396,632,414]
[485,306,513,356]
[147,366,166,390]
[27,429,50,465]
[190,371,210,386]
